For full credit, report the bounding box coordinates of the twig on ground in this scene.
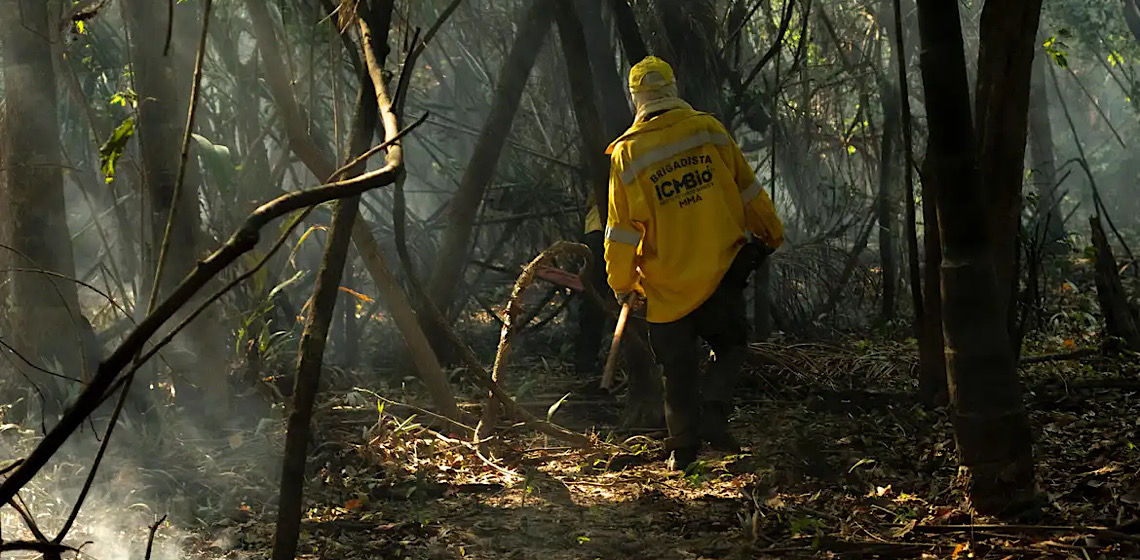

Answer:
[145,514,169,560]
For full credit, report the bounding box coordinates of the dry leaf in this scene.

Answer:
[891,519,916,538]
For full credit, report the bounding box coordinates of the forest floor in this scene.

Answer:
[5,261,1140,559]
[168,337,1140,560]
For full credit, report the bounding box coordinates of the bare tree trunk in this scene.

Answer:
[575,0,634,140]
[555,0,609,223]
[0,0,96,415]
[646,0,724,118]
[423,3,554,358]
[123,0,228,416]
[0,105,7,326]
[1026,46,1065,252]
[889,0,925,356]
[272,2,393,556]
[606,0,649,62]
[1089,215,1140,351]
[877,78,900,323]
[915,0,1039,517]
[974,0,1044,342]
[916,157,946,407]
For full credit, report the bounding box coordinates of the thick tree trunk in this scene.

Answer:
[122,0,204,301]
[606,0,649,62]
[646,0,724,118]
[0,105,7,325]
[575,0,635,140]
[555,0,610,223]
[123,0,228,415]
[916,157,946,406]
[0,0,97,414]
[1026,47,1065,252]
[973,0,1044,341]
[423,3,554,358]
[915,0,1039,517]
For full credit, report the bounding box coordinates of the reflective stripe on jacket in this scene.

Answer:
[603,107,784,323]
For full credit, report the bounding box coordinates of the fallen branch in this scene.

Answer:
[0,540,76,555]
[898,523,1110,534]
[476,242,589,452]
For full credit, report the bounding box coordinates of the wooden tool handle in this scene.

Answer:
[600,301,631,390]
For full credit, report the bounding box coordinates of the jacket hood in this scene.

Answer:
[604,106,710,155]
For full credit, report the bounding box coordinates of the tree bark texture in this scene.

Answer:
[644,0,725,118]
[876,74,900,322]
[122,0,204,301]
[574,0,635,140]
[915,0,1038,516]
[424,3,554,353]
[555,0,610,224]
[0,0,96,411]
[606,0,649,62]
[1089,215,1140,351]
[1026,46,1065,251]
[123,0,229,414]
[271,2,392,557]
[916,156,946,407]
[973,0,1044,338]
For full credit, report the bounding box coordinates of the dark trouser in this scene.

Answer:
[648,271,749,452]
[574,230,609,376]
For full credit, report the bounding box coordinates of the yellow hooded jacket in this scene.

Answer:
[603,107,784,324]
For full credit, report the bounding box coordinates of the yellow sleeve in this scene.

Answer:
[717,131,784,249]
[603,157,643,296]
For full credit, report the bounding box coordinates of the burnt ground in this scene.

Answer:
[174,339,1140,560]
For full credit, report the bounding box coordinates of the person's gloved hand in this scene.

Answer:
[615,291,643,308]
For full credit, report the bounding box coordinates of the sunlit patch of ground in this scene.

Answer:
[176,341,1140,560]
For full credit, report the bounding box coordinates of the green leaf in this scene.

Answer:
[1042,35,1069,68]
[269,269,306,299]
[546,392,572,422]
[98,115,135,183]
[191,133,236,187]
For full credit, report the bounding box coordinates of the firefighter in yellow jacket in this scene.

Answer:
[603,56,784,470]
